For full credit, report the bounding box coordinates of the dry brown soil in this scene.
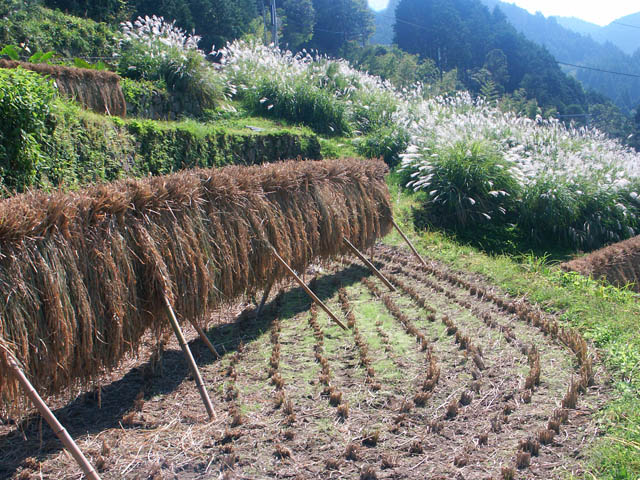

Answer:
[0,244,608,480]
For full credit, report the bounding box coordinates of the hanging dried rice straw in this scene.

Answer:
[0,158,391,412]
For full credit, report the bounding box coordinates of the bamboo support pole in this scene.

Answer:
[343,237,396,292]
[188,319,220,359]
[256,282,273,319]
[269,247,347,330]
[162,295,216,420]
[3,350,101,480]
[391,218,429,269]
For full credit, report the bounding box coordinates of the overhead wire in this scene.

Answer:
[556,61,640,79]
[378,13,640,79]
[612,21,640,30]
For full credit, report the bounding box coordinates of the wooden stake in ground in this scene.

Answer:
[391,218,429,269]
[162,296,216,421]
[2,347,102,480]
[269,247,347,330]
[343,237,396,292]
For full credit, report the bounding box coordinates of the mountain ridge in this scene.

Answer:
[371,0,640,112]
[481,1,640,55]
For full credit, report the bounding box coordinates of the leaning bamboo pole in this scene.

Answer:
[270,246,347,330]
[391,219,429,269]
[1,345,101,480]
[343,237,396,292]
[162,296,216,420]
[188,319,220,359]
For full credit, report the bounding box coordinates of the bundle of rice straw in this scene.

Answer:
[0,59,126,117]
[0,158,391,411]
[562,235,640,292]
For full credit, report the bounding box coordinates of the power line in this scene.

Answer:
[557,61,640,79]
[379,14,432,31]
[612,21,640,30]
[314,27,347,35]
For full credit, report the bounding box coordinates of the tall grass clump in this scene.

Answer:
[117,15,227,115]
[0,158,392,414]
[355,124,409,168]
[408,140,520,233]
[519,178,640,249]
[400,93,640,250]
[218,41,405,150]
[245,76,351,136]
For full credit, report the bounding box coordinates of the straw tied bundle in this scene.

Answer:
[0,158,391,411]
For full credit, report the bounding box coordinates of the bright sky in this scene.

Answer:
[366,0,639,26]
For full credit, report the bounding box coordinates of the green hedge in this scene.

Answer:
[0,67,57,190]
[0,5,118,59]
[1,99,322,192]
[124,118,322,176]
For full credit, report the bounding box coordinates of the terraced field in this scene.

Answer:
[1,244,606,480]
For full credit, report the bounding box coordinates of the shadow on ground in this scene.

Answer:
[0,262,369,478]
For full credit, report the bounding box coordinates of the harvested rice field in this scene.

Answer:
[0,244,608,480]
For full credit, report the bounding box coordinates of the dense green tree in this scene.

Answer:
[484,49,509,88]
[348,44,438,87]
[588,102,633,141]
[130,0,193,29]
[135,0,258,51]
[393,0,588,114]
[308,0,374,56]
[44,0,131,22]
[43,0,258,50]
[394,0,470,72]
[278,0,314,51]
[471,68,499,103]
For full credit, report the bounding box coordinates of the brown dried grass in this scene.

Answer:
[501,466,515,480]
[0,59,126,117]
[360,465,378,480]
[562,235,640,292]
[516,451,531,469]
[0,158,392,412]
[337,402,349,419]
